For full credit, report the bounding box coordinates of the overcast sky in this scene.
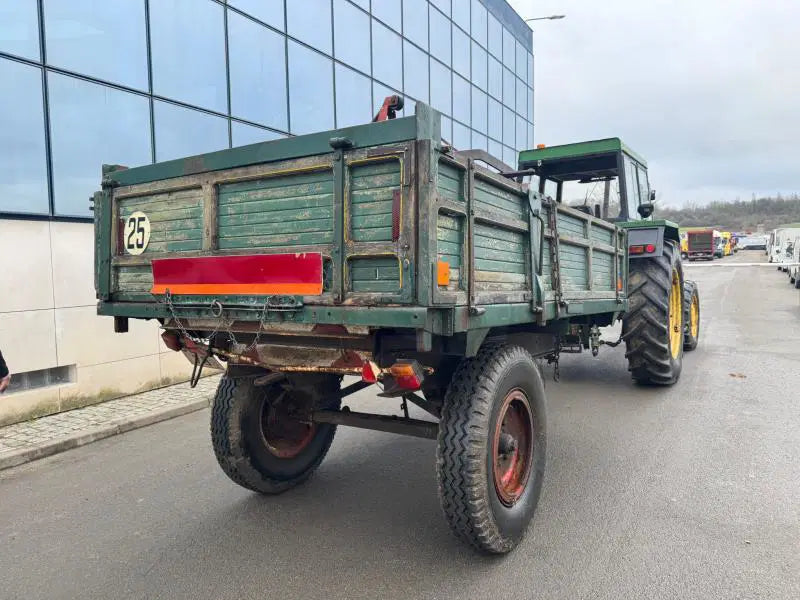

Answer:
[506,0,799,207]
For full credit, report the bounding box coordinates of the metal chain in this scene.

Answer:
[161,289,269,353]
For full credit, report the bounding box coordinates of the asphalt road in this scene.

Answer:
[2,250,798,600]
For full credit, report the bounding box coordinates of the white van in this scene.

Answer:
[776,228,800,271]
[790,236,800,288]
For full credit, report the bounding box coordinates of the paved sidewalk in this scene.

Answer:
[0,374,221,471]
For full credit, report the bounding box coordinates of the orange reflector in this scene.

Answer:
[645,243,656,253]
[629,245,645,254]
[361,360,380,383]
[617,277,623,291]
[437,260,451,286]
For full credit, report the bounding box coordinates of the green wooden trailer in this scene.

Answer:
[94,101,699,554]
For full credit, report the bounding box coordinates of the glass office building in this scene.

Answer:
[0,0,533,219]
[0,0,532,423]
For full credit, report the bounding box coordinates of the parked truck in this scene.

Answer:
[687,229,715,260]
[93,101,700,554]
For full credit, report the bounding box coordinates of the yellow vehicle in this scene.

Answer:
[721,231,733,256]
[680,233,689,258]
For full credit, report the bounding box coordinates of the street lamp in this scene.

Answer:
[525,15,566,22]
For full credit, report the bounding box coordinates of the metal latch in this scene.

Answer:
[264,295,304,311]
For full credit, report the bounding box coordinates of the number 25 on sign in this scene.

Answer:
[123,211,151,255]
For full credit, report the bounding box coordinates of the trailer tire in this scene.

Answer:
[795,275,800,289]
[622,240,684,385]
[436,344,546,554]
[210,374,340,494]
[683,280,700,351]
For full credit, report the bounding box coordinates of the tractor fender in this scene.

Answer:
[625,224,680,259]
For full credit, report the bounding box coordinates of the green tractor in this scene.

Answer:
[518,138,700,383]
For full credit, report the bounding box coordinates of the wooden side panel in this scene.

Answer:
[474,223,528,292]
[473,177,526,221]
[436,213,463,291]
[118,190,204,254]
[349,159,401,243]
[592,250,615,290]
[114,265,153,293]
[437,161,465,203]
[559,243,588,291]
[348,256,401,293]
[216,170,334,250]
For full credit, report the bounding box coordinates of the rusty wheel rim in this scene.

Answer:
[492,389,534,507]
[259,391,315,459]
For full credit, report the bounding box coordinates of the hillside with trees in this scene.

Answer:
[658,195,800,231]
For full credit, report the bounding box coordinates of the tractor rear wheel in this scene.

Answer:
[622,240,684,385]
[683,280,700,351]
[210,373,341,494]
[436,344,546,554]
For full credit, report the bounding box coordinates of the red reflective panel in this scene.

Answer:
[645,244,656,253]
[629,245,645,254]
[151,253,323,295]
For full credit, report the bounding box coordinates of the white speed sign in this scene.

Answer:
[123,211,151,255]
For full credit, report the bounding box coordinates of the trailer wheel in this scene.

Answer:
[683,280,700,351]
[795,275,800,289]
[436,344,546,554]
[622,240,684,385]
[210,374,340,494]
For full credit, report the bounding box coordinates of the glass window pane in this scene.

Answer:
[502,145,515,169]
[452,74,470,125]
[288,0,331,54]
[335,64,372,128]
[515,40,527,80]
[453,121,470,150]
[440,114,452,144]
[0,1,40,60]
[471,41,487,90]
[288,41,334,134]
[488,138,502,162]
[488,13,501,58]
[429,6,451,66]
[372,20,402,90]
[403,0,428,51]
[334,0,370,74]
[502,106,514,146]
[488,97,501,141]
[516,77,527,115]
[503,67,514,109]
[0,59,48,214]
[637,165,650,203]
[350,0,368,9]
[528,122,534,147]
[502,27,515,71]
[488,56,502,99]
[527,86,533,120]
[232,122,283,147]
[403,41,429,102]
[471,130,487,151]
[49,74,151,216]
[228,0,284,30]
[151,0,226,112]
[471,0,486,47]
[228,12,287,130]
[471,86,486,134]
[44,0,147,90]
[155,101,228,162]
[372,0,401,32]
[430,0,450,17]
[528,52,534,86]
[515,114,527,150]
[373,81,405,118]
[452,0,469,33]
[452,26,470,78]
[430,59,451,116]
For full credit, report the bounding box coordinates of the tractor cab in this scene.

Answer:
[517,138,655,223]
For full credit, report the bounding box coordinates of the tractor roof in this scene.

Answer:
[517,138,647,183]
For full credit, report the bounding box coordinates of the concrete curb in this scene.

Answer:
[0,397,212,472]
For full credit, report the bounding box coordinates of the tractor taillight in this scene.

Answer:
[388,361,424,391]
[645,243,656,253]
[629,244,645,254]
